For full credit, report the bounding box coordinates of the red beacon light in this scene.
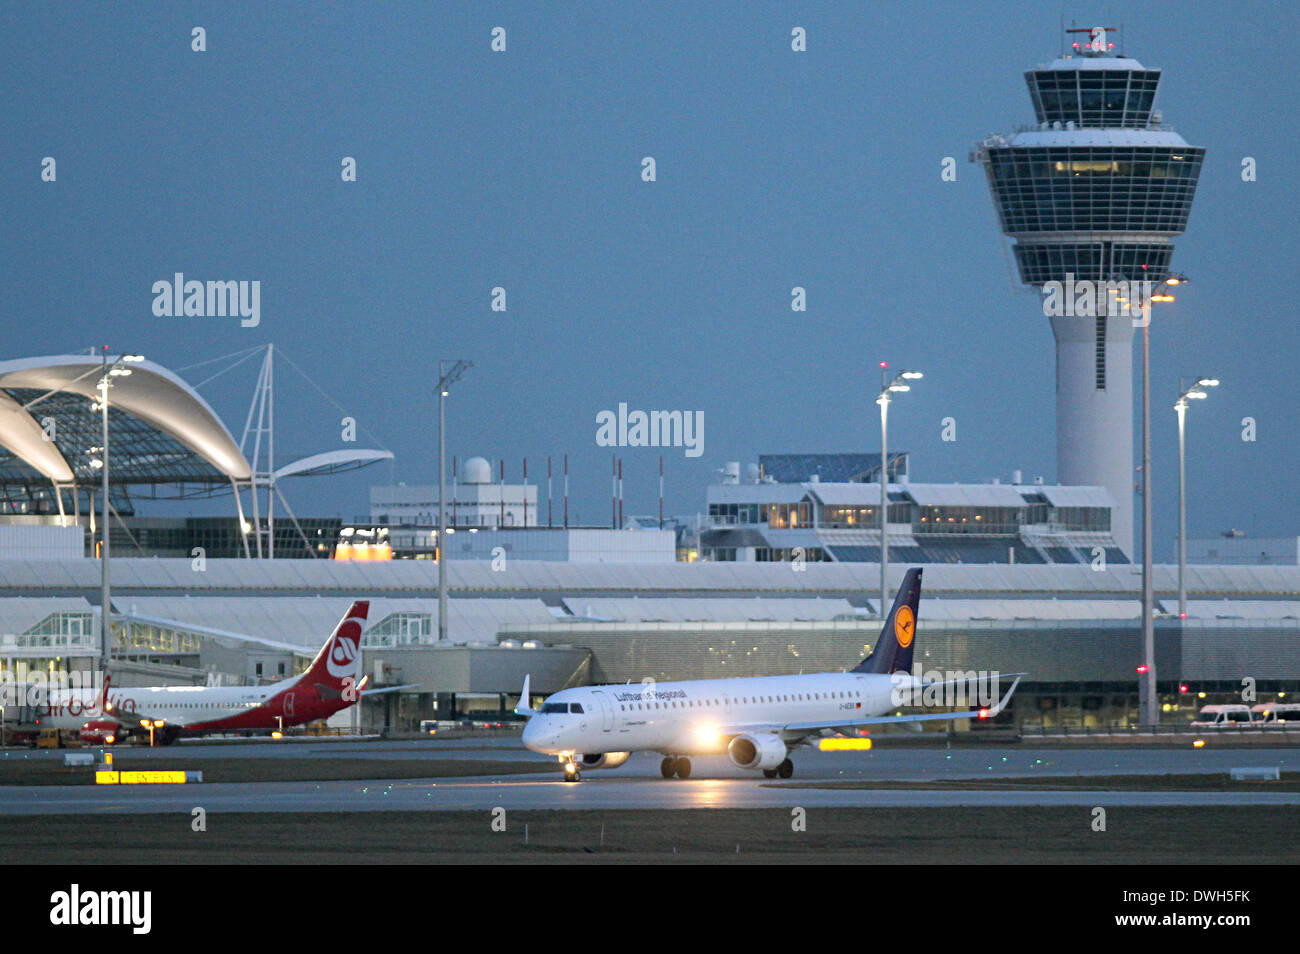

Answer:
[1179,684,1190,694]
[1136,664,1150,674]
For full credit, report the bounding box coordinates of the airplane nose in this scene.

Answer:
[521,719,545,751]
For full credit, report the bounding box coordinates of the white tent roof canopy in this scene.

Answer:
[0,354,252,482]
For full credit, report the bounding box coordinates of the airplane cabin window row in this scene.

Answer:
[618,689,864,712]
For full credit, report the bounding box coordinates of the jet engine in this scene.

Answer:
[727,733,786,771]
[79,720,121,745]
[578,752,631,770]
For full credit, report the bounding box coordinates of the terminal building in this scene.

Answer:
[703,454,1125,567]
[365,458,676,563]
[1,557,1296,733]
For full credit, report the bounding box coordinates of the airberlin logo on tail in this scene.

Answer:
[325,622,361,678]
[893,605,915,649]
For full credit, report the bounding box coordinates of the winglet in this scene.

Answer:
[984,675,1022,719]
[514,674,537,717]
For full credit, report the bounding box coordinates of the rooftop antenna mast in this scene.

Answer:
[239,344,275,558]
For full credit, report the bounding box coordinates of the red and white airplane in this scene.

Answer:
[36,601,386,745]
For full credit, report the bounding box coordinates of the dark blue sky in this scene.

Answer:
[3,1,1296,551]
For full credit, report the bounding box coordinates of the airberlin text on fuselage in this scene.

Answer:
[40,693,139,718]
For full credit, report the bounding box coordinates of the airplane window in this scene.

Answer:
[570,703,584,714]
[540,702,568,714]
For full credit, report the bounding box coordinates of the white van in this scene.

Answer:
[1251,703,1300,724]
[1189,704,1259,728]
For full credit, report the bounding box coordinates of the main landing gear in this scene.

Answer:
[660,756,692,779]
[762,758,795,779]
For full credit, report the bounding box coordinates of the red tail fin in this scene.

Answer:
[96,673,113,716]
[301,601,369,693]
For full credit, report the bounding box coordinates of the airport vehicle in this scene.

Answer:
[516,567,1021,781]
[1251,703,1300,724]
[1190,704,1260,728]
[36,601,393,745]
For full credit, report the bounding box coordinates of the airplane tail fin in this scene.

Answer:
[301,601,369,696]
[852,567,922,675]
[96,673,113,717]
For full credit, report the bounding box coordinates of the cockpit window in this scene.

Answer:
[570,703,584,714]
[540,702,569,714]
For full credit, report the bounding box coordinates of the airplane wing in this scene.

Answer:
[718,676,1022,738]
[359,683,420,696]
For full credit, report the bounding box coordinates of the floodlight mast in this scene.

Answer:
[96,349,145,673]
[876,365,922,616]
[437,360,472,643]
[1175,374,1218,619]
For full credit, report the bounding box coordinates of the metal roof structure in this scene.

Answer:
[0,557,1297,600]
[562,597,859,623]
[1035,485,1116,508]
[0,355,250,485]
[118,595,556,648]
[898,483,1032,508]
[0,353,392,503]
[0,596,92,634]
[758,453,907,484]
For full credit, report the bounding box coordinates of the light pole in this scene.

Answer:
[437,360,472,643]
[1175,375,1218,619]
[1136,275,1184,727]
[876,364,922,617]
[93,349,145,673]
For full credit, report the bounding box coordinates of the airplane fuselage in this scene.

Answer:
[36,680,343,736]
[521,671,905,757]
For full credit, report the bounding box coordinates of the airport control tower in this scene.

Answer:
[973,27,1204,556]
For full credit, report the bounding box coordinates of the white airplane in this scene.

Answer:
[517,567,1021,781]
[32,601,404,745]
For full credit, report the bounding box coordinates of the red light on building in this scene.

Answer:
[1136,664,1150,674]
[1179,684,1189,694]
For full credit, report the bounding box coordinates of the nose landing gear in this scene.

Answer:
[659,756,692,779]
[562,759,582,782]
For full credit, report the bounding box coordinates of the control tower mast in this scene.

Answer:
[973,26,1204,557]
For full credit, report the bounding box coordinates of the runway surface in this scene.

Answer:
[0,740,1296,815]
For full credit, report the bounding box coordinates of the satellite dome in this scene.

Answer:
[462,456,492,484]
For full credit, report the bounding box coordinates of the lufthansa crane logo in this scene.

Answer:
[894,605,915,649]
